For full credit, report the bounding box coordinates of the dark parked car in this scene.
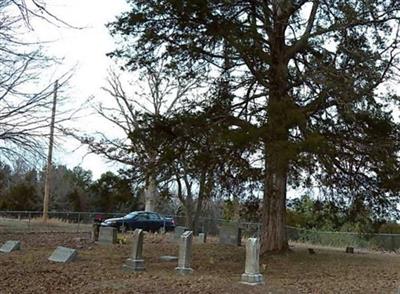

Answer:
[100,211,175,232]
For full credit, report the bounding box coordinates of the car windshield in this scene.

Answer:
[123,212,139,219]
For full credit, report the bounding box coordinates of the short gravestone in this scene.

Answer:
[91,224,100,241]
[48,246,77,263]
[174,226,188,240]
[123,229,145,272]
[240,238,264,286]
[175,230,193,274]
[219,224,241,246]
[98,227,117,245]
[160,255,178,262]
[0,240,21,253]
[194,233,206,244]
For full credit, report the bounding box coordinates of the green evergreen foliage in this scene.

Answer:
[0,162,139,212]
[108,0,400,251]
[90,171,138,212]
[0,169,40,211]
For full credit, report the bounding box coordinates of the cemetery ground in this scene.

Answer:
[0,232,399,293]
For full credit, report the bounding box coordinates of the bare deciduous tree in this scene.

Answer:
[77,64,200,212]
[0,1,73,163]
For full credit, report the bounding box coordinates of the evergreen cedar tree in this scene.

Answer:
[108,1,400,254]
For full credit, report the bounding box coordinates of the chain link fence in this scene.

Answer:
[0,211,122,233]
[287,226,400,251]
[1,211,400,251]
[0,211,262,238]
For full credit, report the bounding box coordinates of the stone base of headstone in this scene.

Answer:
[123,258,145,272]
[175,266,193,275]
[240,273,265,286]
[48,246,77,263]
[0,240,21,253]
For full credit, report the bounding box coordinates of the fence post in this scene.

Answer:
[77,212,81,233]
[28,212,31,232]
[122,217,125,233]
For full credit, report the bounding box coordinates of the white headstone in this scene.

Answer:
[0,240,21,253]
[175,230,193,274]
[240,238,264,285]
[48,246,77,263]
[195,233,206,244]
[123,229,145,272]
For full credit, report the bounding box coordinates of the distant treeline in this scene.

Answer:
[224,194,400,235]
[0,161,144,213]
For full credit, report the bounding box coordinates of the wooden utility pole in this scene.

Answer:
[42,80,58,222]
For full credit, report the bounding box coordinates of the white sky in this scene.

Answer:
[29,0,130,179]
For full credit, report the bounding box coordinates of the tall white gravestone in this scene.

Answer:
[175,230,193,274]
[123,229,145,272]
[240,238,264,285]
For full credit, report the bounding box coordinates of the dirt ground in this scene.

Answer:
[0,232,399,294]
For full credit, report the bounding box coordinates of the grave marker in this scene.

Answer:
[48,246,77,263]
[240,238,264,286]
[219,224,241,246]
[98,227,117,245]
[194,232,206,244]
[160,255,178,262]
[0,241,21,253]
[123,229,145,272]
[175,230,193,274]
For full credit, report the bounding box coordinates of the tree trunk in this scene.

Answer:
[192,198,203,233]
[144,175,158,212]
[184,208,194,229]
[192,171,208,233]
[261,96,291,254]
[261,151,289,254]
[261,15,292,253]
[232,195,240,221]
[183,175,194,230]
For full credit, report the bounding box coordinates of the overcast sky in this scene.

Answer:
[29,0,130,179]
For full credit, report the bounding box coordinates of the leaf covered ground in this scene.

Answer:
[0,232,399,293]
